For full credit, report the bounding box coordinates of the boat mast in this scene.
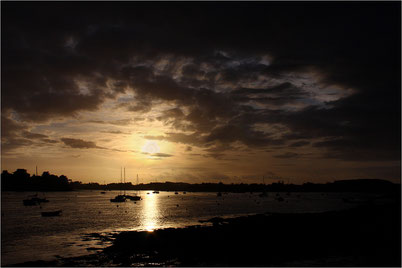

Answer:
[137,174,139,195]
[120,167,122,195]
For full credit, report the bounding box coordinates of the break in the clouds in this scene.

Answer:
[1,2,400,183]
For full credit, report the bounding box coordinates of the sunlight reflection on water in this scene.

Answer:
[142,192,158,232]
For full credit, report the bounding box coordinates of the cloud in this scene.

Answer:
[152,153,173,158]
[289,141,310,147]
[100,130,130,135]
[273,152,300,159]
[1,115,57,152]
[141,152,173,158]
[61,138,103,149]
[2,2,400,165]
[21,131,48,139]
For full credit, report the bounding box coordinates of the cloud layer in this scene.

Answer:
[2,2,400,182]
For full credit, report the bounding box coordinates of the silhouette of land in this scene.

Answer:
[1,169,72,191]
[1,169,399,194]
[11,191,400,267]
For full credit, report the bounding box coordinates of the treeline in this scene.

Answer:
[72,179,399,193]
[1,169,399,193]
[1,169,72,191]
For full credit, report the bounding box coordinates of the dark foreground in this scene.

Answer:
[10,194,401,267]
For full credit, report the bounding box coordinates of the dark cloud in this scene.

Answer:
[289,141,310,147]
[2,2,400,165]
[152,153,173,158]
[1,115,56,152]
[42,138,59,144]
[21,131,48,139]
[2,138,35,152]
[1,115,27,138]
[61,138,102,149]
[100,130,130,135]
[273,152,300,159]
[141,152,174,160]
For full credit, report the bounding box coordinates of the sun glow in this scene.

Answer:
[141,140,160,155]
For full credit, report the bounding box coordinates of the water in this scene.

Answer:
[1,190,378,265]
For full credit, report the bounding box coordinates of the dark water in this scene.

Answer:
[1,190,378,265]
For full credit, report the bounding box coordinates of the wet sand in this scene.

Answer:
[10,193,401,267]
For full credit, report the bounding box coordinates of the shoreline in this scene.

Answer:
[8,193,401,267]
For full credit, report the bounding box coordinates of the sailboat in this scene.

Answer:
[259,176,268,197]
[123,171,141,201]
[110,168,126,202]
[23,193,49,206]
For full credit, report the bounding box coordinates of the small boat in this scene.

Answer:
[23,199,38,206]
[23,194,49,206]
[41,210,62,217]
[175,191,179,195]
[100,191,106,194]
[152,191,160,194]
[110,195,126,202]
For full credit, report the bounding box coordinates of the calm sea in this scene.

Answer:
[1,190,379,265]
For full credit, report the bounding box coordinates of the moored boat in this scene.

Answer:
[41,210,62,217]
[22,194,49,206]
[110,195,126,202]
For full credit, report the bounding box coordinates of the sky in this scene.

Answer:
[1,2,401,184]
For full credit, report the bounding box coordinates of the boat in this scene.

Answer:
[175,191,179,195]
[152,191,160,194]
[23,199,38,206]
[110,167,128,203]
[100,191,106,194]
[124,173,142,201]
[23,194,49,206]
[41,210,62,217]
[110,194,126,202]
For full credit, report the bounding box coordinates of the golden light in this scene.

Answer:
[141,192,159,232]
[141,140,160,155]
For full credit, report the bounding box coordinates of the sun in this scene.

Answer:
[141,140,160,154]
